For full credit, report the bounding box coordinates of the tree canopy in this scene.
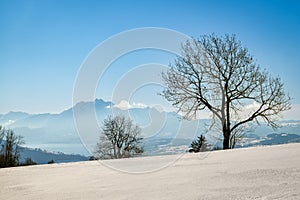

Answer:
[95,115,143,159]
[162,34,291,149]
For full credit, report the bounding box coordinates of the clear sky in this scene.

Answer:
[0,0,299,117]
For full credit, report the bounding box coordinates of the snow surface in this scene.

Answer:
[0,143,299,199]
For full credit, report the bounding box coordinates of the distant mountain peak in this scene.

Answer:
[95,98,113,107]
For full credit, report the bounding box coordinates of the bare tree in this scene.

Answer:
[95,134,114,159]
[208,115,254,149]
[0,126,4,145]
[162,34,291,149]
[94,115,143,159]
[0,126,25,167]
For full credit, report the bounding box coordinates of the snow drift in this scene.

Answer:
[0,143,299,199]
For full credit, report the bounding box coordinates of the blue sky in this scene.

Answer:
[0,0,299,117]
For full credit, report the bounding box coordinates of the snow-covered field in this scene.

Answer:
[1,143,299,200]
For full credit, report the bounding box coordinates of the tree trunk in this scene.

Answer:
[223,130,230,150]
[113,145,117,159]
[117,147,121,158]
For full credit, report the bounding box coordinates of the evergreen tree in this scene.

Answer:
[189,135,210,152]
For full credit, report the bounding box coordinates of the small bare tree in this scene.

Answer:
[94,115,143,159]
[162,34,291,149]
[0,126,25,167]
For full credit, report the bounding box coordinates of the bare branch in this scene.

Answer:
[94,115,143,159]
[162,34,291,149]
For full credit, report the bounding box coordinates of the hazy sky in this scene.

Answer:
[0,0,299,117]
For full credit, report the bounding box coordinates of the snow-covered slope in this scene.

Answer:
[1,143,299,200]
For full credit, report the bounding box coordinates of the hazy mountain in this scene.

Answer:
[1,99,299,156]
[19,147,88,164]
[0,111,31,126]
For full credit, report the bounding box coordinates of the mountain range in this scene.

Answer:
[19,147,88,164]
[1,99,300,159]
